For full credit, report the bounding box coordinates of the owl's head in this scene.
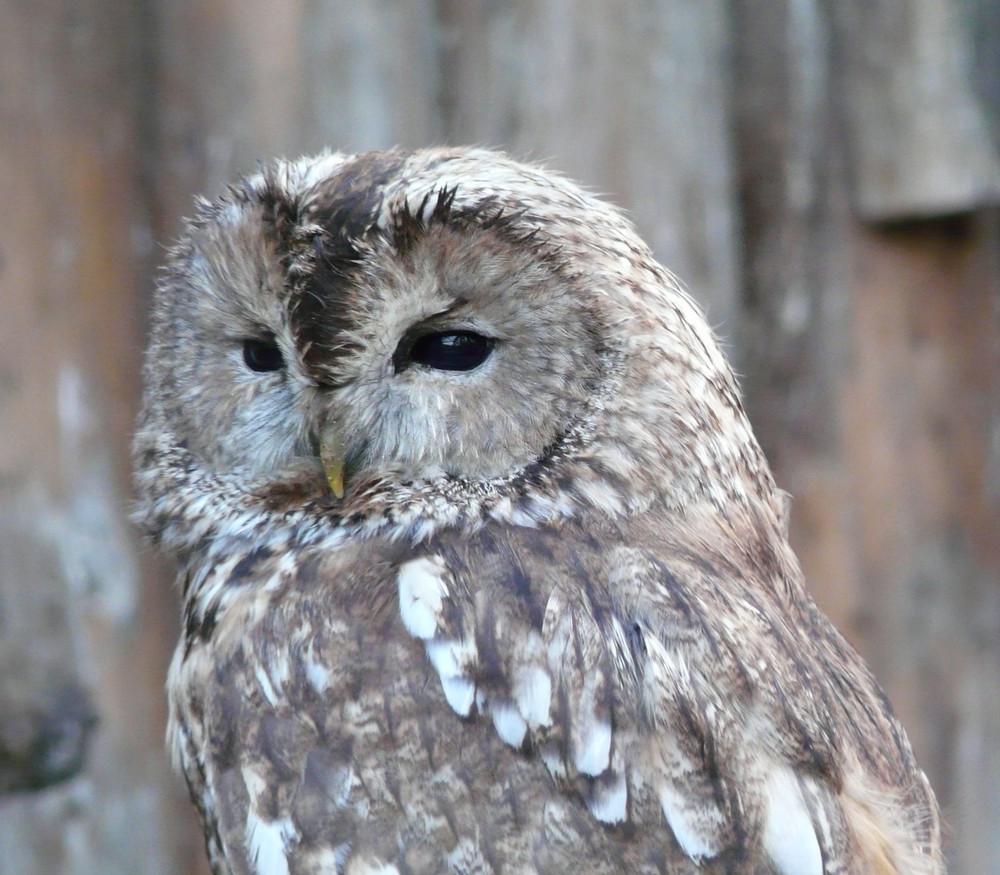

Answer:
[135,148,773,545]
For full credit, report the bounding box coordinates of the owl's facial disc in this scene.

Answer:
[152,165,599,500]
[282,213,600,492]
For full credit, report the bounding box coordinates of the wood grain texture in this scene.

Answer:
[0,0,199,872]
[832,0,1000,220]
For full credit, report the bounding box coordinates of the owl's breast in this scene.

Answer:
[166,525,715,873]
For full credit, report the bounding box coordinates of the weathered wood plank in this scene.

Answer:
[844,216,1000,873]
[0,0,198,872]
[833,0,1000,219]
[152,0,441,237]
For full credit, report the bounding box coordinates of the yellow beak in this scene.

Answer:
[319,425,346,499]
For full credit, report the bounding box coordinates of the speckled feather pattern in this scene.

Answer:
[134,148,943,874]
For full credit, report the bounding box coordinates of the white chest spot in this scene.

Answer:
[398,556,449,639]
[397,556,480,717]
[763,765,822,875]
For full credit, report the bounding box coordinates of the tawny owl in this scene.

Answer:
[133,148,944,874]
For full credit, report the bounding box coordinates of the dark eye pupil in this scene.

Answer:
[403,331,493,372]
[243,337,284,372]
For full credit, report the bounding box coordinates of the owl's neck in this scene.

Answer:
[134,395,781,581]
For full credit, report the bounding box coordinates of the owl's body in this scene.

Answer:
[135,149,943,874]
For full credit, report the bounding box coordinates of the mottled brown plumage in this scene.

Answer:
[134,148,943,874]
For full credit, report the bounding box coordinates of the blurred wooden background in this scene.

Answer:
[1,1,997,872]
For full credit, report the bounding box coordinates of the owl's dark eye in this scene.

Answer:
[397,331,494,373]
[242,336,285,373]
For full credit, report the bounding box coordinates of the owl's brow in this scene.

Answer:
[428,298,472,320]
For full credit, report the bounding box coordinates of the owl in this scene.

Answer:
[133,148,944,874]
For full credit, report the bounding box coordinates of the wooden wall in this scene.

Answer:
[0,1,996,871]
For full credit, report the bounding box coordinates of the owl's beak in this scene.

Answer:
[319,425,346,499]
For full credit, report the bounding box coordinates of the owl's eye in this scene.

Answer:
[243,336,285,373]
[398,331,494,372]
